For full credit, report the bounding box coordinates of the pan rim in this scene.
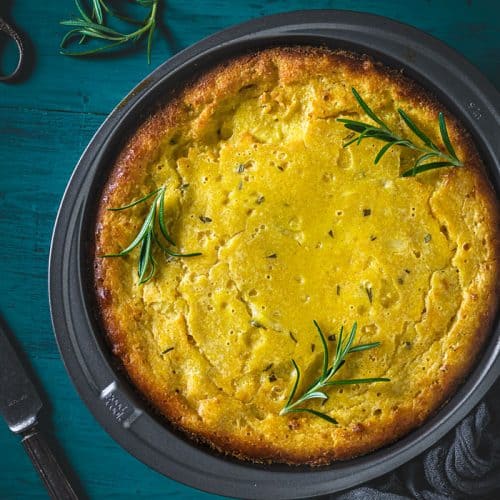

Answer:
[49,9,500,499]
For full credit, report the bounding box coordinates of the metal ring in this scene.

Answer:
[0,17,24,82]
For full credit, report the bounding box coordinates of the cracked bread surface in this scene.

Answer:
[94,46,499,465]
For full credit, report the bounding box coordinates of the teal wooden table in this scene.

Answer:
[0,1,498,498]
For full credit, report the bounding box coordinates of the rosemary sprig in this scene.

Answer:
[102,186,201,284]
[60,0,159,63]
[337,88,463,177]
[280,320,389,424]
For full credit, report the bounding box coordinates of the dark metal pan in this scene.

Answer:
[49,10,500,499]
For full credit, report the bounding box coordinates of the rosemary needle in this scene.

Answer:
[280,320,389,424]
[337,87,463,177]
[102,186,201,284]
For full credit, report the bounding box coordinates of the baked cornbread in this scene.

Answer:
[94,47,499,465]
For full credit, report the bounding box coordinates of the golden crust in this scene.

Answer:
[94,46,499,465]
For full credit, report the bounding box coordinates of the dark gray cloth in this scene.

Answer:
[332,379,500,500]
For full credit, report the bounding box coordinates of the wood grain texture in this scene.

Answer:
[0,0,498,498]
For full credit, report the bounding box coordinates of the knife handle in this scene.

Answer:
[21,427,79,500]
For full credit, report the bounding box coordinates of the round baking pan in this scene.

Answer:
[49,10,500,499]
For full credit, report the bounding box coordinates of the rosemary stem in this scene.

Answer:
[102,184,201,283]
[280,380,323,414]
[279,321,389,422]
[60,0,159,62]
[392,136,461,166]
[338,88,463,175]
[280,361,342,415]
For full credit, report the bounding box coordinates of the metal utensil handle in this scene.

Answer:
[0,17,25,82]
[21,427,79,500]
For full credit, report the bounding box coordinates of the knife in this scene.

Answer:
[0,317,78,499]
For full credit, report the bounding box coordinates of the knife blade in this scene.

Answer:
[0,319,42,433]
[0,317,78,499]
